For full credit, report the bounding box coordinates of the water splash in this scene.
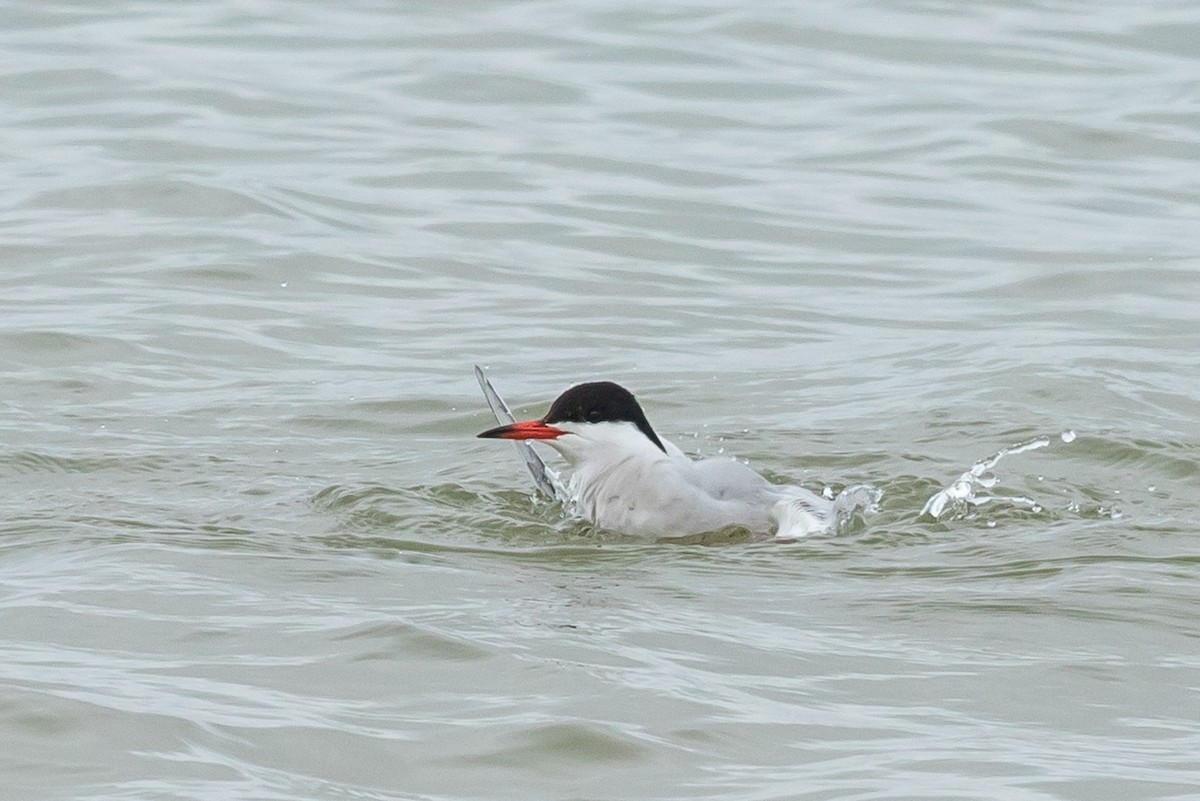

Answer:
[771,482,882,541]
[921,435,1063,521]
[833,483,884,530]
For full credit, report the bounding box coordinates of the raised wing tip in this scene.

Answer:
[473,366,566,502]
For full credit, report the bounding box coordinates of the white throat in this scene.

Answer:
[543,420,667,470]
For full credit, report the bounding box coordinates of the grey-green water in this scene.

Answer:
[3,2,1199,799]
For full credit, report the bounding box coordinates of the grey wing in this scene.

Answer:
[685,453,773,502]
[474,366,567,501]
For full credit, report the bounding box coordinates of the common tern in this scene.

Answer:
[477,378,838,540]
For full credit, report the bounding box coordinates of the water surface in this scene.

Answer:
[2,1,1199,799]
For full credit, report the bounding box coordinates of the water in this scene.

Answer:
[2,1,1199,799]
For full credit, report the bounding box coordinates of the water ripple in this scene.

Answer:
[3,1,1200,799]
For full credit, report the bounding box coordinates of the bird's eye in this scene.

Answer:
[586,409,602,423]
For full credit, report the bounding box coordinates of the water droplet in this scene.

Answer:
[1031,504,1043,513]
[987,520,997,528]
[280,282,288,288]
[1148,485,1157,492]
[1060,429,1076,443]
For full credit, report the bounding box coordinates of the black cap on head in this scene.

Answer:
[543,381,666,453]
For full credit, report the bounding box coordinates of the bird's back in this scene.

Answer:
[672,445,836,539]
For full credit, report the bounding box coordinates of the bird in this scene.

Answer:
[477,380,838,540]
